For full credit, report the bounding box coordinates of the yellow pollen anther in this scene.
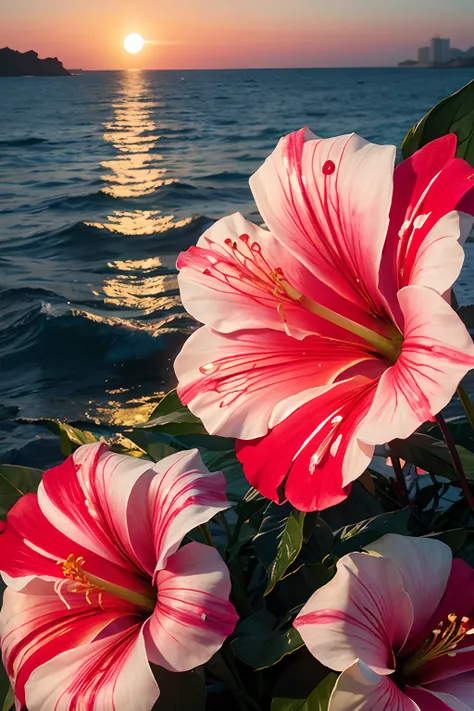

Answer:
[271,272,403,362]
[402,612,473,678]
[56,554,156,613]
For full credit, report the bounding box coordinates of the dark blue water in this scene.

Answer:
[1,67,474,463]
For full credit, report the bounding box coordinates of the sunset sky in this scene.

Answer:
[2,0,474,70]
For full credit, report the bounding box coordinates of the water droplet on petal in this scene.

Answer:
[200,362,217,375]
[201,612,207,621]
[322,160,336,175]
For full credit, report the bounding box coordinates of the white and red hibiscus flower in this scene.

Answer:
[294,534,474,711]
[175,129,474,511]
[0,443,238,711]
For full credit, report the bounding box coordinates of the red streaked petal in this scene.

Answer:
[24,625,158,711]
[328,660,417,711]
[144,543,237,671]
[0,493,150,596]
[294,552,412,674]
[175,325,377,440]
[236,377,377,511]
[0,585,137,707]
[148,450,230,574]
[359,285,474,446]
[250,129,396,318]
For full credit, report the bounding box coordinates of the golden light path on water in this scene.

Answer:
[81,71,194,425]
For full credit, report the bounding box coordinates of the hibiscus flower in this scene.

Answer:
[0,443,238,711]
[294,533,474,711]
[175,129,474,510]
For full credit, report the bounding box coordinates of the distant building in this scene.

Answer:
[417,46,430,65]
[429,37,450,64]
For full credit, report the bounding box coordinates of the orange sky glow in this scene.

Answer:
[2,0,473,69]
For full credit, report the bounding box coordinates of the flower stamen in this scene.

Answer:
[402,613,474,678]
[56,554,156,612]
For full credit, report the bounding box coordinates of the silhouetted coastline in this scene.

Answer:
[0,47,71,76]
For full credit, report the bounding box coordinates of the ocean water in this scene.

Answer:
[1,67,474,464]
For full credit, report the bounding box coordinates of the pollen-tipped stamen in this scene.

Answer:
[57,554,156,612]
[275,275,402,363]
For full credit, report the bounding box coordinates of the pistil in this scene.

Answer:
[58,554,156,612]
[275,276,402,363]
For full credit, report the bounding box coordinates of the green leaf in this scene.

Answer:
[0,464,42,519]
[271,673,338,711]
[199,449,251,503]
[0,663,12,711]
[265,510,306,594]
[1,685,13,711]
[334,508,412,556]
[401,79,474,166]
[253,504,306,594]
[136,389,205,435]
[231,611,303,669]
[390,433,474,481]
[151,666,206,710]
[40,419,98,457]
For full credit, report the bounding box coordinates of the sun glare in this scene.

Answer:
[124,34,145,54]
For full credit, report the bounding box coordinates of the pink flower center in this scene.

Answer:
[55,553,156,612]
[400,613,474,680]
[272,270,403,363]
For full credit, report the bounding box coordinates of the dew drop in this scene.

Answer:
[322,160,336,175]
[201,612,207,621]
[199,362,217,375]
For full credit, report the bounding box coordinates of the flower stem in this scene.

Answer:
[457,385,474,431]
[388,450,409,507]
[200,523,216,547]
[436,413,474,512]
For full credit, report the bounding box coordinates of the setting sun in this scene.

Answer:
[123,33,145,54]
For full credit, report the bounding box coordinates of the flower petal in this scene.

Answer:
[24,625,158,711]
[0,585,136,707]
[328,661,417,711]
[147,450,230,572]
[176,325,376,440]
[358,285,474,446]
[294,551,413,673]
[0,493,149,596]
[236,377,377,511]
[367,534,452,640]
[250,128,396,315]
[405,559,474,685]
[407,686,471,711]
[144,543,238,671]
[178,211,389,342]
[406,211,472,297]
[380,134,474,314]
[425,672,474,711]
[38,443,157,571]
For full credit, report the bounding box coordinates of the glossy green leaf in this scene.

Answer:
[254,504,306,594]
[0,464,42,519]
[334,508,412,555]
[265,510,306,594]
[401,79,474,166]
[271,673,338,711]
[40,419,98,457]
[390,432,474,482]
[199,449,251,503]
[231,611,303,669]
[136,389,205,435]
